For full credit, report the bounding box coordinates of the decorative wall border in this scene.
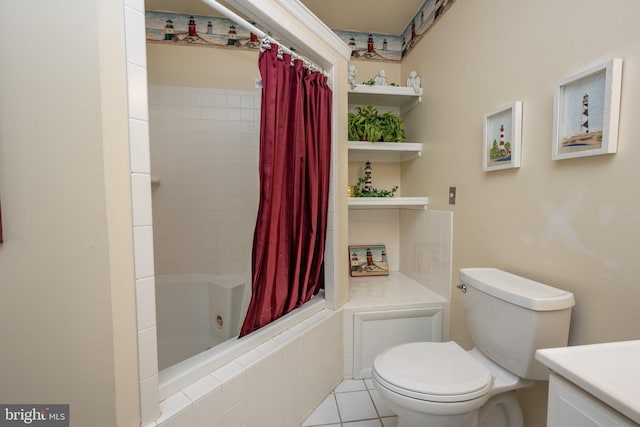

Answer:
[145,0,457,63]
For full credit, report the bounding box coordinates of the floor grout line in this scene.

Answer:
[303,379,397,427]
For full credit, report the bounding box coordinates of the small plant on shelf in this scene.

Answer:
[354,176,398,197]
[353,161,398,197]
[348,105,405,142]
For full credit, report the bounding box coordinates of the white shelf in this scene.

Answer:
[348,197,428,210]
[348,84,422,114]
[348,141,422,162]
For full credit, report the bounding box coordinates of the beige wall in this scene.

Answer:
[0,1,139,426]
[147,43,260,89]
[349,59,402,86]
[400,1,640,425]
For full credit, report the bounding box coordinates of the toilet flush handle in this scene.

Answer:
[457,283,467,293]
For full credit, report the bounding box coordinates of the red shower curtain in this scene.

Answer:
[239,45,332,337]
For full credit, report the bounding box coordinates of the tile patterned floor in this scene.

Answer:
[303,379,398,427]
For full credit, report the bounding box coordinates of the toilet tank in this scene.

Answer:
[459,268,575,381]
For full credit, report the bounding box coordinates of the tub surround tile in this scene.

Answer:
[135,277,156,331]
[124,5,147,68]
[151,301,341,426]
[205,415,223,427]
[131,173,152,226]
[148,86,259,277]
[223,398,247,427]
[245,381,271,421]
[157,392,192,427]
[140,374,160,425]
[211,361,247,411]
[129,118,150,173]
[133,226,154,279]
[243,357,270,393]
[124,0,144,13]
[127,63,149,121]
[138,327,159,381]
[182,373,222,402]
[183,376,223,427]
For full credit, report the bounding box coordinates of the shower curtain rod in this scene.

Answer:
[201,0,327,74]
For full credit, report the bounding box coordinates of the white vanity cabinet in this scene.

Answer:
[547,373,637,427]
[536,340,640,427]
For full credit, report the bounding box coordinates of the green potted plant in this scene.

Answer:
[348,105,379,141]
[378,111,405,142]
[347,105,405,142]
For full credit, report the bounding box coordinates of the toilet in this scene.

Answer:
[372,268,575,427]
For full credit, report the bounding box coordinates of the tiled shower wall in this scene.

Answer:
[148,85,260,276]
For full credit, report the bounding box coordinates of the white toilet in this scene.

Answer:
[372,268,575,427]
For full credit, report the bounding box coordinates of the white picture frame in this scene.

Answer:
[552,58,622,160]
[483,102,523,171]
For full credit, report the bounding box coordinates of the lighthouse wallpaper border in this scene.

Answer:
[349,245,389,277]
[552,58,623,160]
[144,0,458,63]
[483,102,522,172]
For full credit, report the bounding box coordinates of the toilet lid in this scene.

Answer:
[372,341,493,403]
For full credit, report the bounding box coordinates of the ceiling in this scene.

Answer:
[144,0,427,35]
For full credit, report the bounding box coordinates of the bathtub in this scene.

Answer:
[156,274,326,400]
[155,274,248,371]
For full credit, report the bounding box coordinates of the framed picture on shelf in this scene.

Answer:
[552,58,622,160]
[349,244,389,277]
[483,102,522,171]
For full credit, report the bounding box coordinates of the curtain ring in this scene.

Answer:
[260,36,272,51]
[277,45,284,60]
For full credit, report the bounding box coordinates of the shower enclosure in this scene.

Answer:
[148,84,260,370]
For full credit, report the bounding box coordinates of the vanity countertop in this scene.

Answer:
[536,340,640,424]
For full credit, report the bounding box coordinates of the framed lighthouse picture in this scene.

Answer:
[349,245,389,277]
[552,58,622,160]
[483,102,522,171]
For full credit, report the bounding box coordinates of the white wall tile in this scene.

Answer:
[129,118,151,173]
[133,226,155,279]
[127,63,149,121]
[140,374,160,425]
[138,326,159,381]
[132,173,153,226]
[183,375,223,427]
[227,95,241,108]
[149,86,259,277]
[157,392,193,427]
[124,0,145,13]
[124,6,147,68]
[136,277,156,331]
[211,362,246,411]
[223,399,247,427]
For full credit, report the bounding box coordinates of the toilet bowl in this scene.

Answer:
[371,268,575,427]
[372,341,527,427]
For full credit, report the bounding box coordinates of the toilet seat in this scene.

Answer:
[372,341,493,403]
